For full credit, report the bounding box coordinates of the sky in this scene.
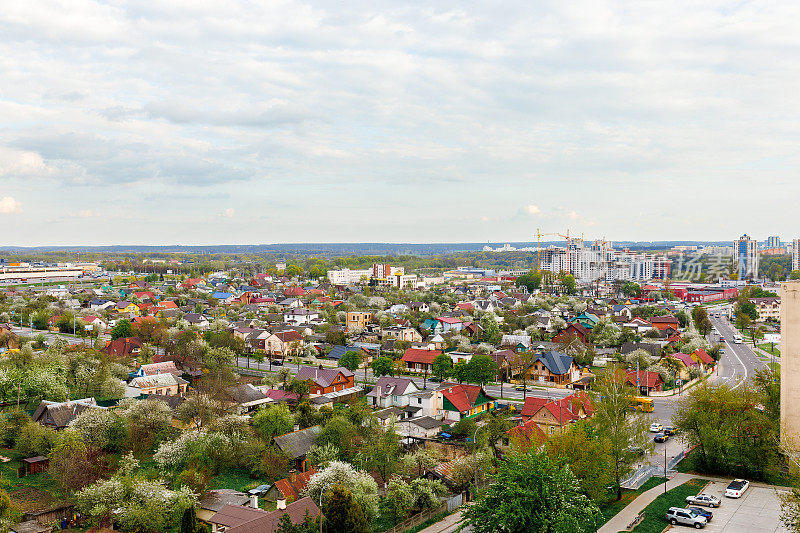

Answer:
[1,1,799,246]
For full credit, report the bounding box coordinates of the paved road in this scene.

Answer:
[709,312,767,388]
[9,325,109,346]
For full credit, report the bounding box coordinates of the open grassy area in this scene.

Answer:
[759,343,780,356]
[0,448,70,514]
[630,478,709,533]
[595,477,667,527]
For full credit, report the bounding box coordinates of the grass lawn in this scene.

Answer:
[207,468,263,494]
[758,343,780,356]
[629,478,710,533]
[0,447,70,513]
[595,477,667,527]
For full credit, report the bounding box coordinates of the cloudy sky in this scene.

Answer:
[1,1,799,245]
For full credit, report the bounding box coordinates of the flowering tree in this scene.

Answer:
[304,461,379,522]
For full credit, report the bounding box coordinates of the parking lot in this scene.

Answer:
[688,480,788,532]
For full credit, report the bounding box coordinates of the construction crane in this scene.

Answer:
[535,228,560,265]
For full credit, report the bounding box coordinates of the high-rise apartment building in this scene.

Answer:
[793,239,800,272]
[733,234,759,279]
[767,235,781,249]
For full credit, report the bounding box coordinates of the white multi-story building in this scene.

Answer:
[327,268,371,284]
[538,241,667,283]
[733,234,760,279]
[793,239,800,272]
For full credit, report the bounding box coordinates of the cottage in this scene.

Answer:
[127,372,188,397]
[295,366,355,395]
[209,498,321,533]
[32,398,104,430]
[439,383,496,422]
[273,427,322,472]
[401,348,441,374]
[625,370,663,395]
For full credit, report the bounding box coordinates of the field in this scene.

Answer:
[0,448,69,514]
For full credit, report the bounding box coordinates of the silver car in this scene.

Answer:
[665,507,708,529]
[685,493,721,508]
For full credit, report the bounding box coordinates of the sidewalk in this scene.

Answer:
[598,473,694,533]
[416,510,464,533]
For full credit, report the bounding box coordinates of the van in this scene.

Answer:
[733,334,743,344]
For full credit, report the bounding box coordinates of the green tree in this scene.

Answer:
[323,485,369,533]
[370,356,393,377]
[561,274,577,295]
[480,314,502,345]
[465,354,498,386]
[590,366,650,500]
[515,270,542,293]
[790,270,800,280]
[545,421,614,503]
[111,319,133,340]
[252,404,295,442]
[317,416,358,458]
[464,448,601,533]
[432,353,453,382]
[340,350,362,371]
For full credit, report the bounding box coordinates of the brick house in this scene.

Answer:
[294,366,355,395]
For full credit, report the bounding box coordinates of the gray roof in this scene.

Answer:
[366,376,417,398]
[295,366,353,387]
[536,350,574,376]
[199,489,250,512]
[273,425,322,459]
[405,416,444,430]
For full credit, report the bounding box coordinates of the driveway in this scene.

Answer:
[693,480,788,533]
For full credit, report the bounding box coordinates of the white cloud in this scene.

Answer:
[1,1,799,241]
[0,197,22,214]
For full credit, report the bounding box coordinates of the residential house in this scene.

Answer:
[81,315,108,331]
[651,315,680,331]
[396,416,445,438]
[517,393,593,435]
[127,373,188,397]
[624,317,654,334]
[115,301,140,316]
[751,297,780,321]
[552,322,590,344]
[264,330,304,357]
[506,418,547,451]
[273,427,322,472]
[264,468,319,502]
[295,366,355,394]
[439,383,497,422]
[212,292,236,304]
[220,383,271,413]
[501,334,532,352]
[519,350,583,387]
[408,302,430,313]
[401,348,442,374]
[625,370,664,395]
[184,313,211,330]
[283,308,320,325]
[32,398,104,430]
[420,319,443,335]
[381,326,422,343]
[89,298,115,311]
[197,490,252,524]
[437,316,464,333]
[101,337,143,358]
[621,342,661,359]
[208,498,321,533]
[346,311,374,330]
[366,376,420,409]
[131,360,182,378]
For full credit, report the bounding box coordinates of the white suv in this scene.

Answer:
[665,507,708,529]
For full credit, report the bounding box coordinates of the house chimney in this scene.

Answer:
[277,497,286,510]
[250,495,259,509]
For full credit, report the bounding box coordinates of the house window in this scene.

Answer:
[417,398,422,404]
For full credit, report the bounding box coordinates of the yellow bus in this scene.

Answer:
[628,396,654,413]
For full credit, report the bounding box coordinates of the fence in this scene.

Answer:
[384,503,448,533]
[445,493,463,512]
[620,447,692,490]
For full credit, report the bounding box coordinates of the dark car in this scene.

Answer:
[663,426,675,436]
[654,432,669,443]
[688,506,713,521]
[271,360,283,366]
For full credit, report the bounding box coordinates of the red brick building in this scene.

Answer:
[294,366,355,394]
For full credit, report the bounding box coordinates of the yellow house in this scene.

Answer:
[346,311,374,330]
[116,301,141,316]
[127,373,188,397]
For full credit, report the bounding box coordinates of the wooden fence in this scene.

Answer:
[384,503,448,533]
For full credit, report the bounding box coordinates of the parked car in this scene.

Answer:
[626,445,645,456]
[649,423,663,433]
[663,426,675,436]
[654,432,669,443]
[271,360,283,366]
[725,479,750,498]
[687,506,713,521]
[685,493,720,508]
[665,507,708,529]
[248,484,271,497]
